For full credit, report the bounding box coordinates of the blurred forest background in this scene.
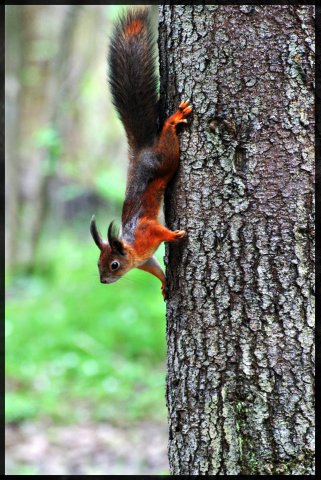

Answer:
[5,5,169,475]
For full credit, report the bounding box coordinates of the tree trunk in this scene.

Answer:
[159,5,314,475]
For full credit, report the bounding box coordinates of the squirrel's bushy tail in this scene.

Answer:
[108,8,158,151]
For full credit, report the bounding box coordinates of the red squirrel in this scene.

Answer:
[90,8,192,299]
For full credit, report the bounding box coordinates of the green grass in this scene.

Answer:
[5,231,167,425]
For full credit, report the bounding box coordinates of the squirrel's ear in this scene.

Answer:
[107,221,126,256]
[90,215,104,251]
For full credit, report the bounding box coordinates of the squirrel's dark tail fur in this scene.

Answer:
[108,8,158,152]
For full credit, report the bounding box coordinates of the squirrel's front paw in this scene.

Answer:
[173,229,186,240]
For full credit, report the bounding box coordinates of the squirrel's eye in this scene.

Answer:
[111,261,120,271]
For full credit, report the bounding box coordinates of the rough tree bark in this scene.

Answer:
[159,5,314,475]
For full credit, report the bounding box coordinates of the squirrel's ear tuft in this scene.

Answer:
[90,215,103,250]
[107,221,125,256]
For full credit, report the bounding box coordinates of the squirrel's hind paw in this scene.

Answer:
[179,100,193,117]
[179,100,190,110]
[167,101,192,127]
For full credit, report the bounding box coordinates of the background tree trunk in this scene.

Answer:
[5,6,24,271]
[159,5,314,475]
[17,5,81,271]
[5,5,105,273]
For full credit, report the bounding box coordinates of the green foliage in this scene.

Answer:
[33,125,62,175]
[6,232,167,425]
[94,168,125,203]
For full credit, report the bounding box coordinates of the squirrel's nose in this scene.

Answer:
[100,278,108,284]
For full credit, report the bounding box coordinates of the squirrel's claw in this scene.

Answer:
[179,100,193,118]
[161,282,167,301]
[179,100,190,110]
